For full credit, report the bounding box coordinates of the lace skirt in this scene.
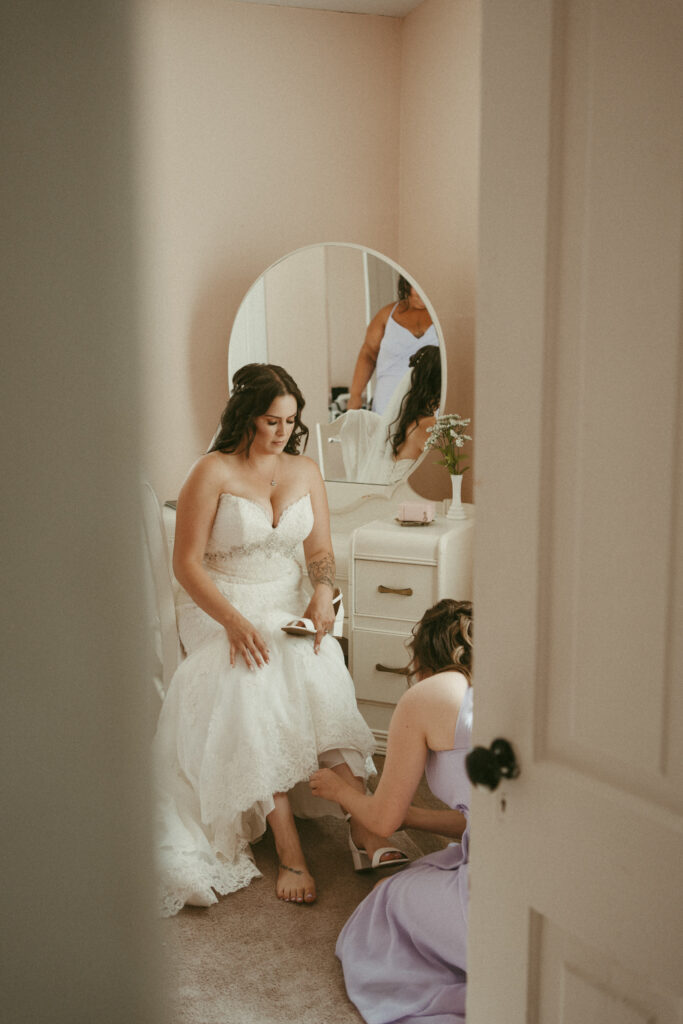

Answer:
[153,570,376,916]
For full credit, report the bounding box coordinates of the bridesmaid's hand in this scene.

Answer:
[309,768,345,803]
[224,611,270,670]
[303,587,335,654]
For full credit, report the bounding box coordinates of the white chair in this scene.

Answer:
[141,481,183,702]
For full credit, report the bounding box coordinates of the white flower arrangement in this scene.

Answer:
[424,414,472,476]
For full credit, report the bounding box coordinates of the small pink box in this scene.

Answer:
[397,501,435,523]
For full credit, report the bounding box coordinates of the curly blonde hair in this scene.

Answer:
[407,599,473,682]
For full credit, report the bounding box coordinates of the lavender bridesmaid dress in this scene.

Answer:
[336,686,473,1024]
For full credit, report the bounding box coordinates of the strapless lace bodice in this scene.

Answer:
[204,492,313,583]
[176,492,313,654]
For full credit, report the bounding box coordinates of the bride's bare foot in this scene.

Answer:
[268,791,316,904]
[277,862,316,904]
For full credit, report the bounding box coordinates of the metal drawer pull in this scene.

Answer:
[375,663,411,676]
[377,585,413,596]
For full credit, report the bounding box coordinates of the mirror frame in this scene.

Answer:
[227,242,447,492]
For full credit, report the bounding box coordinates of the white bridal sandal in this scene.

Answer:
[347,823,410,873]
[281,588,344,638]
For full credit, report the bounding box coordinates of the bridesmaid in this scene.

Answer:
[310,599,473,1024]
[346,275,439,415]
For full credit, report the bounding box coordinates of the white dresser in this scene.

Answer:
[348,512,474,750]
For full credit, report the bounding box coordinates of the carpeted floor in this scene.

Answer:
[159,762,451,1024]
[159,817,420,1024]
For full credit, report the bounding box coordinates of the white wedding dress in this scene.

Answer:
[337,367,417,484]
[153,491,376,917]
[338,409,414,484]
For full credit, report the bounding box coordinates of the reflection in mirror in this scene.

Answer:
[318,345,441,484]
[227,244,445,486]
[346,272,439,416]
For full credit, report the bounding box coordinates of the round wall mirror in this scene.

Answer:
[227,243,446,487]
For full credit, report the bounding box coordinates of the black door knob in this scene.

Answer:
[466,738,520,790]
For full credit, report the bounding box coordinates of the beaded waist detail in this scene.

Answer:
[204,544,302,585]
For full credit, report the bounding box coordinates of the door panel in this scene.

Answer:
[540,0,683,805]
[532,913,682,1024]
[469,1,683,1020]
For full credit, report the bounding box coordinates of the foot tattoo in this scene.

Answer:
[276,862,316,904]
[279,863,304,875]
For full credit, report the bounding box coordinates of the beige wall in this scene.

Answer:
[326,245,369,392]
[399,0,481,501]
[136,0,480,503]
[264,246,330,433]
[136,0,402,499]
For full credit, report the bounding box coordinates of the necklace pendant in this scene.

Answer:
[270,480,276,487]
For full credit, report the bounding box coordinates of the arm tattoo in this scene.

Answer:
[307,552,335,590]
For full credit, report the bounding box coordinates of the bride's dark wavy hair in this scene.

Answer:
[388,345,441,457]
[407,599,473,682]
[209,363,309,457]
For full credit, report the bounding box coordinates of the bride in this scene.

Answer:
[338,345,441,484]
[153,363,405,916]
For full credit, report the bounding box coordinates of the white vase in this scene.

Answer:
[447,473,466,519]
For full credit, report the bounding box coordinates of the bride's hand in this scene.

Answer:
[224,611,270,670]
[303,587,335,654]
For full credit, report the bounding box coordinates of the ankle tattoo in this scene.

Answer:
[279,863,304,875]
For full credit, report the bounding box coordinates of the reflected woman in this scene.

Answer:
[338,345,441,484]
[347,275,439,415]
[153,363,405,916]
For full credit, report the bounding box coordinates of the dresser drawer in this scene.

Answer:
[352,630,413,704]
[354,558,435,622]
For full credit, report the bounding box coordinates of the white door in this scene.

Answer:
[468,2,683,1021]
